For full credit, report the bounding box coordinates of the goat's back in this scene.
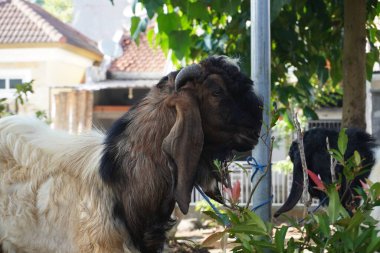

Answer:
[0,116,135,253]
[0,115,104,171]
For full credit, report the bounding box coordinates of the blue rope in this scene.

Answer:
[195,185,230,227]
[297,197,328,223]
[246,156,273,212]
[252,195,274,212]
[196,156,272,224]
[246,156,267,182]
[310,197,328,213]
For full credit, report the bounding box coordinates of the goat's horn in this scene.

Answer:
[174,64,202,91]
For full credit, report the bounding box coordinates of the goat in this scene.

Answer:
[0,56,263,253]
[274,127,378,218]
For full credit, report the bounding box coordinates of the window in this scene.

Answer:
[9,79,23,89]
[0,78,24,90]
[0,70,32,98]
[0,79,5,89]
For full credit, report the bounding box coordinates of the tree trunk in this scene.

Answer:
[342,0,367,130]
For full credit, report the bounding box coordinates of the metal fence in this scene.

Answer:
[190,119,343,207]
[308,119,341,131]
[190,162,318,207]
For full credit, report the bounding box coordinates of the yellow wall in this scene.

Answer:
[0,47,97,115]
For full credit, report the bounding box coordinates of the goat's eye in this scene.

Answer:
[212,89,223,97]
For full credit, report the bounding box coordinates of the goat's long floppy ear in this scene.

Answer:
[162,91,203,214]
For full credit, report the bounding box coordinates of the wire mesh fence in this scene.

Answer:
[190,162,319,207]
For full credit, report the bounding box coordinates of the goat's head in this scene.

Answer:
[161,55,263,214]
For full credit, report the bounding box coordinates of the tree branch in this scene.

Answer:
[326,137,337,183]
[293,113,311,217]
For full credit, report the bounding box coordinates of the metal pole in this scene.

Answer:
[251,0,271,221]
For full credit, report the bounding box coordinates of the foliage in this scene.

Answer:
[195,199,223,214]
[202,129,380,252]
[0,98,9,117]
[0,80,34,116]
[126,0,380,123]
[35,110,51,124]
[272,159,293,174]
[14,80,34,114]
[36,0,73,23]
[0,81,49,121]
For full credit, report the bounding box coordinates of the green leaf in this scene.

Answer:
[235,233,253,251]
[251,240,278,251]
[146,29,155,47]
[366,233,380,253]
[354,151,362,167]
[246,211,268,231]
[370,183,380,200]
[341,232,355,251]
[315,213,330,236]
[327,186,349,223]
[274,226,288,252]
[271,110,280,128]
[157,13,181,35]
[338,128,348,156]
[168,30,191,60]
[228,224,267,236]
[203,211,227,226]
[354,227,373,249]
[225,209,240,225]
[187,1,210,21]
[141,0,163,19]
[271,0,291,22]
[130,16,146,44]
[286,237,297,253]
[328,148,344,163]
[130,16,140,37]
[355,187,368,203]
[303,106,318,120]
[347,211,365,231]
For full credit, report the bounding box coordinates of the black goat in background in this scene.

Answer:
[274,128,378,218]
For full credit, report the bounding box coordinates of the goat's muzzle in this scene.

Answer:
[233,129,260,152]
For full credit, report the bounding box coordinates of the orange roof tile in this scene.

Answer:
[109,33,168,73]
[0,0,102,58]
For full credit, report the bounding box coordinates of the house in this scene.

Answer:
[0,0,102,115]
[44,0,172,132]
[51,32,172,132]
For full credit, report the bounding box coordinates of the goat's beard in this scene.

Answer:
[196,151,234,204]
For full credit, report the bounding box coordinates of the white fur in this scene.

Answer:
[0,116,138,253]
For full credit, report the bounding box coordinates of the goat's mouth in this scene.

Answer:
[233,131,260,152]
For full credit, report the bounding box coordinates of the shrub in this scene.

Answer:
[202,129,380,253]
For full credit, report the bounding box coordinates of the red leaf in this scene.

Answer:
[231,180,241,203]
[359,179,369,189]
[223,180,241,204]
[307,169,326,191]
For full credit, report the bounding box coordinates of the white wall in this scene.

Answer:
[0,47,94,114]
